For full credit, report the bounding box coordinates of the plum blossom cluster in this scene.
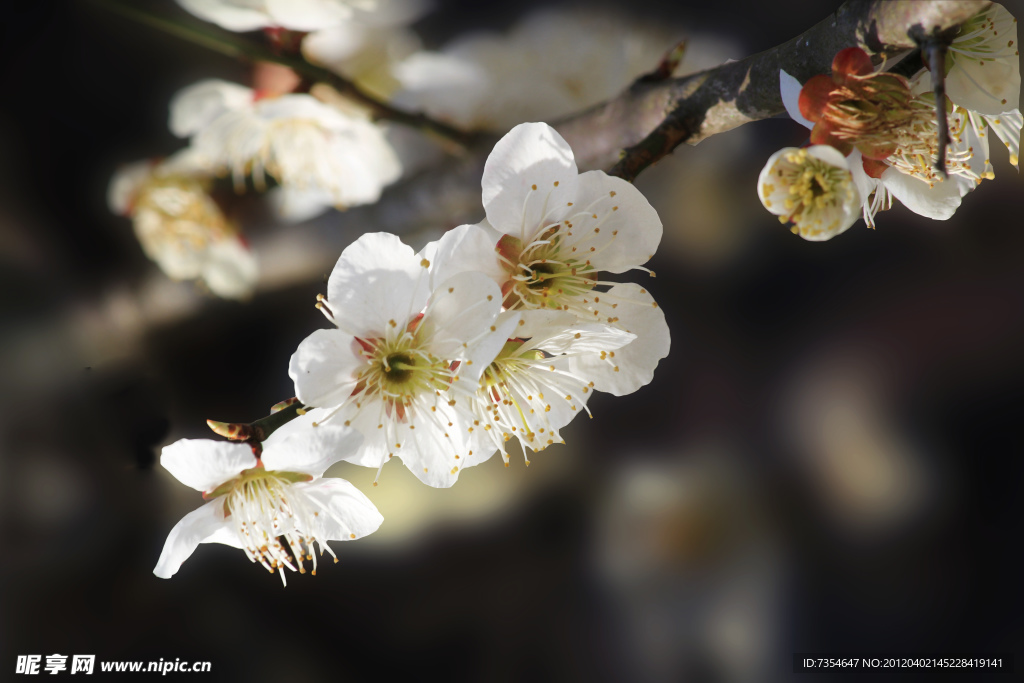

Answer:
[154,122,669,580]
[108,0,423,298]
[289,123,669,485]
[759,3,1020,241]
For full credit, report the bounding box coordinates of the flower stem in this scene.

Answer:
[91,0,477,153]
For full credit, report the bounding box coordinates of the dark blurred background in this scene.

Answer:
[1,1,1021,681]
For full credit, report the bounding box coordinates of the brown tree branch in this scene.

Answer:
[552,0,990,180]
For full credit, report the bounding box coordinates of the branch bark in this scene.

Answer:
[553,0,990,180]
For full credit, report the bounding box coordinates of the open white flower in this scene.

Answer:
[757,145,861,241]
[177,0,377,32]
[430,122,669,396]
[452,309,635,465]
[170,79,401,212]
[945,3,1020,117]
[946,3,1021,169]
[288,232,503,488]
[154,413,382,583]
[108,153,258,299]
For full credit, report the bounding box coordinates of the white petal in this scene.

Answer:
[482,122,580,238]
[881,168,963,220]
[302,23,369,66]
[527,355,588,433]
[326,232,431,337]
[985,109,1022,167]
[419,271,502,359]
[153,499,230,579]
[328,401,392,468]
[157,147,213,176]
[390,51,489,129]
[946,3,1020,115]
[201,238,259,300]
[176,0,273,31]
[297,478,383,540]
[568,283,669,396]
[267,186,335,222]
[562,170,662,273]
[515,309,637,355]
[780,70,814,129]
[428,223,507,291]
[107,160,155,215]
[260,410,363,477]
[805,144,851,168]
[528,321,636,356]
[265,0,354,31]
[457,309,522,383]
[514,309,574,339]
[289,328,366,408]
[396,403,487,488]
[160,439,257,492]
[454,309,524,385]
[168,79,254,138]
[957,109,994,181]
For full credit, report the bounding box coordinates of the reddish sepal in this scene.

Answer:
[832,47,874,80]
[862,157,889,179]
[799,75,836,123]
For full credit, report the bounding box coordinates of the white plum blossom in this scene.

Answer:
[107,153,258,299]
[154,412,382,584]
[452,309,635,465]
[301,0,425,102]
[170,79,401,213]
[945,3,1021,170]
[176,0,378,32]
[757,145,861,241]
[430,122,670,397]
[288,232,504,488]
[945,3,1020,117]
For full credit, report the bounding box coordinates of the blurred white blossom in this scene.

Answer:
[176,0,379,32]
[169,79,402,216]
[301,0,426,101]
[107,153,258,299]
[393,8,733,131]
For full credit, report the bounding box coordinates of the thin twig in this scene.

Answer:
[91,0,477,153]
[911,25,959,180]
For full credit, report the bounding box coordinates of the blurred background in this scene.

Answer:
[0,0,1021,681]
